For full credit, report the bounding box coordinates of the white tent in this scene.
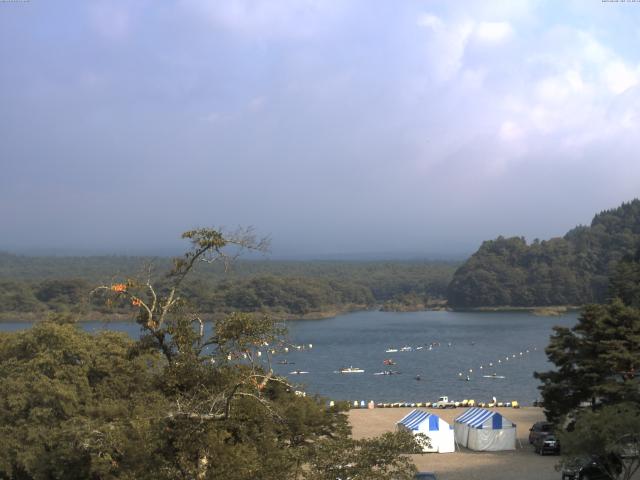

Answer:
[454,407,516,451]
[397,409,455,453]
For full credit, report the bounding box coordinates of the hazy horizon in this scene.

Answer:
[2,1,640,258]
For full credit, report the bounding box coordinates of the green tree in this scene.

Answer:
[0,227,421,480]
[558,403,640,480]
[534,299,640,422]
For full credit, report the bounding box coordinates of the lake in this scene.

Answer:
[0,310,577,406]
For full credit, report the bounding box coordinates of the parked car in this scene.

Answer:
[528,421,553,444]
[533,433,560,455]
[561,455,621,480]
[414,473,437,480]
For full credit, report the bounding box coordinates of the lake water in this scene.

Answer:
[0,310,577,406]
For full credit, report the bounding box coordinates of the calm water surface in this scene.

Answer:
[1,310,577,406]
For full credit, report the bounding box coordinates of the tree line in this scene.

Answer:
[0,255,456,318]
[448,199,640,307]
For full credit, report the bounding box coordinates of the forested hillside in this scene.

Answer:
[447,199,640,307]
[0,255,456,319]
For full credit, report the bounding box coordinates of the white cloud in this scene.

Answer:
[417,13,474,82]
[474,21,513,43]
[602,61,638,95]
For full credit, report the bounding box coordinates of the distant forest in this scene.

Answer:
[448,199,640,308]
[5,199,640,318]
[0,255,457,319]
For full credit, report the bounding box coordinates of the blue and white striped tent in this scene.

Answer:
[397,409,455,453]
[454,407,516,451]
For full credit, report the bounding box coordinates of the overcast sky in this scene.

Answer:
[1,1,640,258]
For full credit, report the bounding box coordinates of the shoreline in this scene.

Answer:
[0,303,580,323]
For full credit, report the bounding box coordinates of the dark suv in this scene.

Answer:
[528,421,553,444]
[533,433,560,455]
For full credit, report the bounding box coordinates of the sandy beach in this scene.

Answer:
[348,406,636,480]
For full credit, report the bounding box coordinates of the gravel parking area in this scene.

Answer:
[349,407,564,480]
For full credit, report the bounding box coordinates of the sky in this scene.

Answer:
[1,0,640,258]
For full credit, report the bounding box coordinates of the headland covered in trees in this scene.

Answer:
[447,199,640,308]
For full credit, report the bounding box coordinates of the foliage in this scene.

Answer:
[307,430,423,480]
[0,321,167,480]
[558,403,640,480]
[0,228,423,479]
[448,199,640,307]
[534,299,640,422]
[0,256,457,318]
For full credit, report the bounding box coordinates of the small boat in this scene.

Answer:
[483,374,506,379]
[399,346,412,352]
[339,366,365,374]
[278,360,295,365]
[416,346,424,350]
[383,359,396,365]
[290,370,309,375]
[415,375,421,381]
[373,370,400,376]
[385,348,398,353]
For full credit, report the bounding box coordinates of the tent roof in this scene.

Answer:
[454,407,514,429]
[397,409,443,431]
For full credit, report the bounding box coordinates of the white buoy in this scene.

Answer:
[469,369,473,373]
[480,365,483,369]
[284,347,289,353]
[489,362,493,367]
[309,343,313,349]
